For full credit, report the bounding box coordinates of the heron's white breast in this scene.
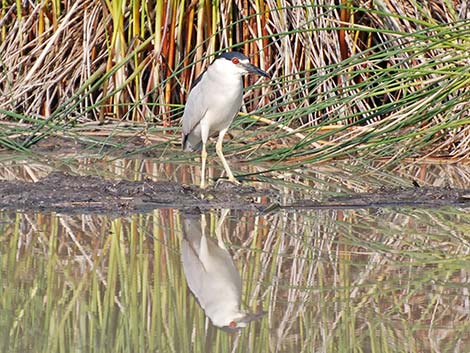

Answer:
[200,69,243,132]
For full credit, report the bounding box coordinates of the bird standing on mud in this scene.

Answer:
[182,52,269,188]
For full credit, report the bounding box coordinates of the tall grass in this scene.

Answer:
[1,1,470,161]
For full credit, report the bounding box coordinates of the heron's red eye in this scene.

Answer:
[231,57,239,65]
[229,321,237,328]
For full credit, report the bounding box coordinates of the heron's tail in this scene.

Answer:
[182,133,202,152]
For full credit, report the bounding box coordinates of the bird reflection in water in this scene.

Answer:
[181,209,266,332]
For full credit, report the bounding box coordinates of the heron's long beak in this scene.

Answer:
[239,310,267,323]
[244,63,270,78]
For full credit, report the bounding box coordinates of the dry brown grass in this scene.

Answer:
[1,1,470,158]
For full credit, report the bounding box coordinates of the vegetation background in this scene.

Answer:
[1,0,470,164]
[2,3,470,352]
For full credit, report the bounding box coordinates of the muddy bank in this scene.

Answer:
[0,172,278,214]
[281,186,470,210]
[1,172,470,215]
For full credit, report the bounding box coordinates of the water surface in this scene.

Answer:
[1,155,469,352]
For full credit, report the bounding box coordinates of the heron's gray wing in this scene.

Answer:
[190,67,207,90]
[182,76,208,139]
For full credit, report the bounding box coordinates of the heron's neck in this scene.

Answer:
[206,68,243,88]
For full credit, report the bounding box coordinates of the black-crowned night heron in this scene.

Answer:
[181,210,266,331]
[182,51,269,188]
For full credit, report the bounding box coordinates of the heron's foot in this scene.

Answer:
[198,181,208,200]
[216,176,241,187]
[229,177,241,185]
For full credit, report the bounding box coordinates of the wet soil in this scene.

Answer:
[1,172,470,215]
[280,186,470,210]
[0,172,276,215]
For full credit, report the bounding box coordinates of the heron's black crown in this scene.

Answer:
[216,51,248,61]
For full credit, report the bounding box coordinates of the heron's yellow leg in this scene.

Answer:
[200,142,207,189]
[216,129,240,185]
